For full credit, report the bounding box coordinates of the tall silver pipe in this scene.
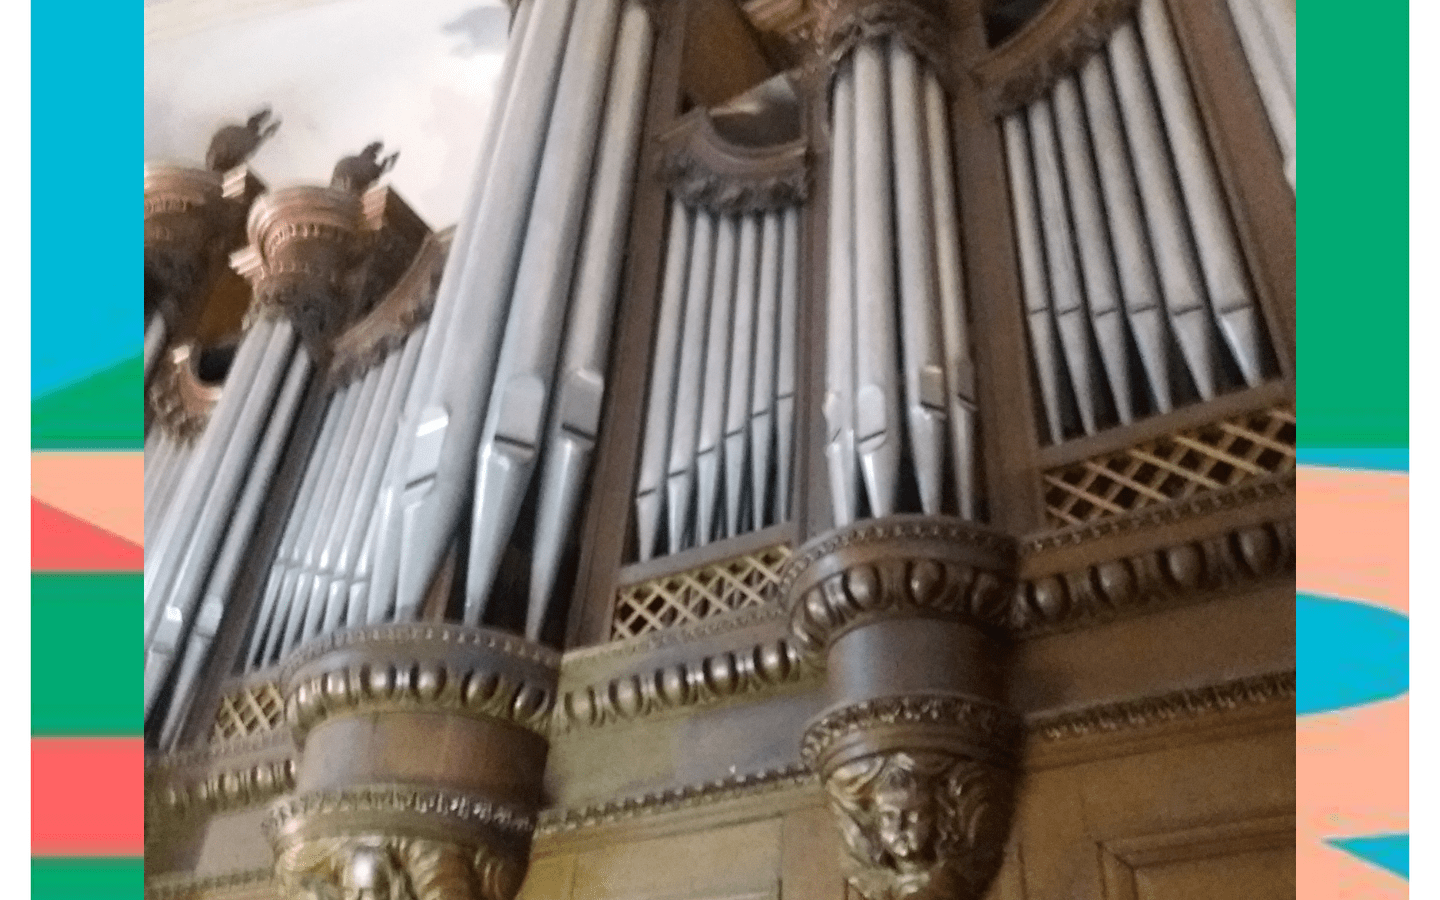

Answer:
[1078,53,1175,413]
[1003,114,1067,444]
[723,213,760,539]
[334,327,428,627]
[298,365,384,642]
[144,434,177,542]
[635,202,693,561]
[922,71,979,519]
[315,350,406,635]
[750,209,782,529]
[888,40,948,514]
[1052,74,1137,424]
[277,380,365,657]
[403,0,540,414]
[666,209,717,553]
[144,315,168,386]
[248,380,349,668]
[694,214,739,547]
[145,319,285,643]
[145,317,273,613]
[145,323,297,710]
[1138,0,1265,385]
[155,347,312,738]
[463,0,623,623]
[526,1,655,638]
[775,205,800,521]
[851,40,902,516]
[381,0,581,620]
[1225,0,1295,188]
[1028,95,1104,435]
[824,65,858,527]
[1108,21,1220,399]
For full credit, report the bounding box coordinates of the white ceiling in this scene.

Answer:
[145,0,510,229]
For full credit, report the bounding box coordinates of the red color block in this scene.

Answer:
[32,737,144,855]
[31,498,142,571]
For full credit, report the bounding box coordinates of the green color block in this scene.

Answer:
[32,356,143,450]
[32,575,141,735]
[1298,2,1407,448]
[32,858,143,900]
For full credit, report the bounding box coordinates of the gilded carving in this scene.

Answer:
[274,835,523,900]
[148,343,224,443]
[818,0,952,82]
[1014,516,1295,634]
[802,696,1022,771]
[332,142,400,195]
[286,659,555,738]
[230,153,430,364]
[825,751,1013,900]
[551,636,812,733]
[147,757,296,815]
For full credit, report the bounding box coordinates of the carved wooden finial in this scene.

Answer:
[205,107,281,173]
[331,141,400,194]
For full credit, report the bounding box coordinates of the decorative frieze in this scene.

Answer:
[147,757,296,815]
[1030,670,1296,741]
[551,635,812,733]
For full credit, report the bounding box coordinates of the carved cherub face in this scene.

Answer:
[873,782,936,868]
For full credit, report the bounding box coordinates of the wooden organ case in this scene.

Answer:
[143,1,1296,899]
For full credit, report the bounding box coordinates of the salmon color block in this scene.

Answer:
[32,738,144,855]
[1298,467,1408,614]
[31,452,143,548]
[31,499,142,571]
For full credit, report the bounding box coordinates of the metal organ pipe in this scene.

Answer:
[1003,114,1068,444]
[1224,0,1295,188]
[528,3,656,639]
[145,320,299,712]
[775,205,799,522]
[824,63,859,527]
[1051,75,1137,426]
[463,0,623,624]
[144,317,273,620]
[1136,0,1265,386]
[376,0,581,622]
[888,39,949,515]
[851,40,902,517]
[1076,52,1176,413]
[694,214,739,547]
[666,209,717,554]
[723,213,761,540]
[156,347,312,738]
[635,202,693,562]
[1108,20,1221,400]
[750,209,783,529]
[922,71,979,520]
[1028,94,1105,435]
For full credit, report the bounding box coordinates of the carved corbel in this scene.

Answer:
[147,342,225,444]
[267,624,559,900]
[144,164,265,335]
[782,517,1022,900]
[657,90,810,215]
[229,172,430,366]
[971,0,1140,115]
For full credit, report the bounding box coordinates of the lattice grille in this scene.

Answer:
[1043,405,1295,528]
[210,680,286,744]
[612,544,792,640]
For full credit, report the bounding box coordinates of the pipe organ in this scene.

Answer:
[144,2,1297,899]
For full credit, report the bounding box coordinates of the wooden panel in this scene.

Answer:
[1099,816,1294,900]
[569,819,782,900]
